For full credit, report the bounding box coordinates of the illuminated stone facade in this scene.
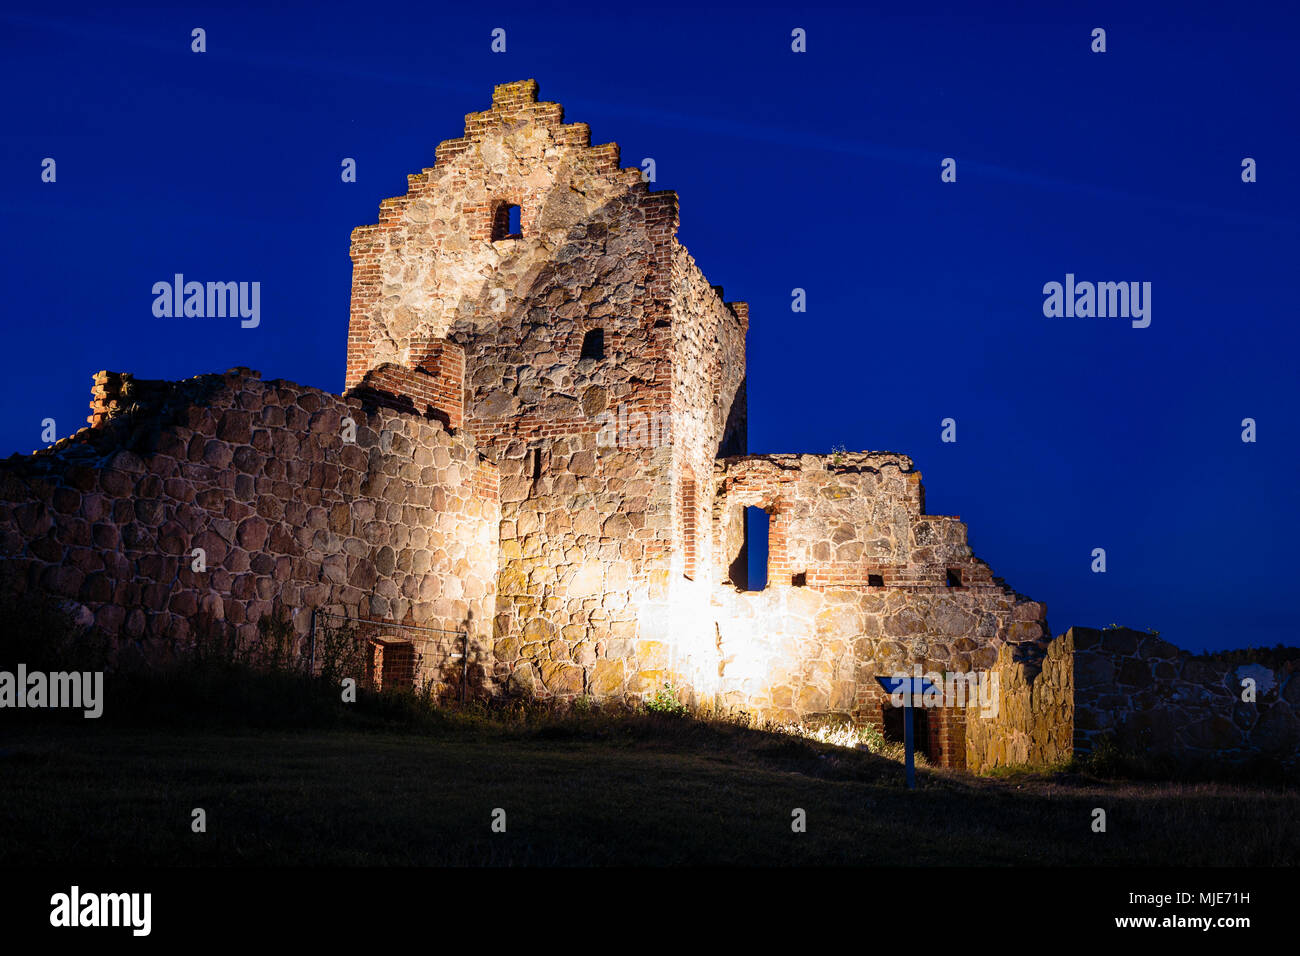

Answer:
[7,81,1292,772]
[337,81,1052,732]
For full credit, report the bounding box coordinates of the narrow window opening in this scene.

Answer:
[531,448,543,481]
[492,203,521,240]
[946,568,962,587]
[743,506,769,591]
[868,573,885,587]
[791,572,807,587]
[580,328,605,360]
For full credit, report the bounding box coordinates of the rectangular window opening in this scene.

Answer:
[581,327,605,360]
[743,506,769,591]
[492,202,521,241]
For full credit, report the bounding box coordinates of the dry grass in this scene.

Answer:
[0,722,1293,866]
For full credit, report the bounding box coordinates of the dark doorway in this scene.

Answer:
[882,702,931,760]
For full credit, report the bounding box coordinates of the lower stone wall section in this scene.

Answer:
[1073,626,1300,771]
[703,581,1047,728]
[0,368,500,680]
[965,631,1074,772]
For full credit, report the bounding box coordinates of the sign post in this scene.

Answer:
[874,675,936,790]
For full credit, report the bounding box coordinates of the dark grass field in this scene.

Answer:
[0,598,1294,868]
[1,718,1296,866]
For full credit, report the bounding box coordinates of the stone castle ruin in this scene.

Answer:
[2,81,1295,773]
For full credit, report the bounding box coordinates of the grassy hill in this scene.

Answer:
[1,717,1296,866]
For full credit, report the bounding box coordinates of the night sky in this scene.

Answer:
[2,1,1296,652]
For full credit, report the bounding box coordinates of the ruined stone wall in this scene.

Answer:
[714,454,1010,590]
[1072,626,1300,771]
[656,245,749,696]
[0,369,500,681]
[344,78,676,432]
[707,583,1051,728]
[340,79,759,702]
[9,77,1294,781]
[669,245,747,488]
[350,82,638,383]
[965,631,1074,772]
[2,80,1057,732]
[704,453,1050,726]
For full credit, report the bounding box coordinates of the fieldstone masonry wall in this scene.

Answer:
[966,631,1074,772]
[961,626,1299,773]
[0,368,499,684]
[703,453,1050,757]
[1072,626,1300,771]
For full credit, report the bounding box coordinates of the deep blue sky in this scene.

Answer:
[2,1,1296,652]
